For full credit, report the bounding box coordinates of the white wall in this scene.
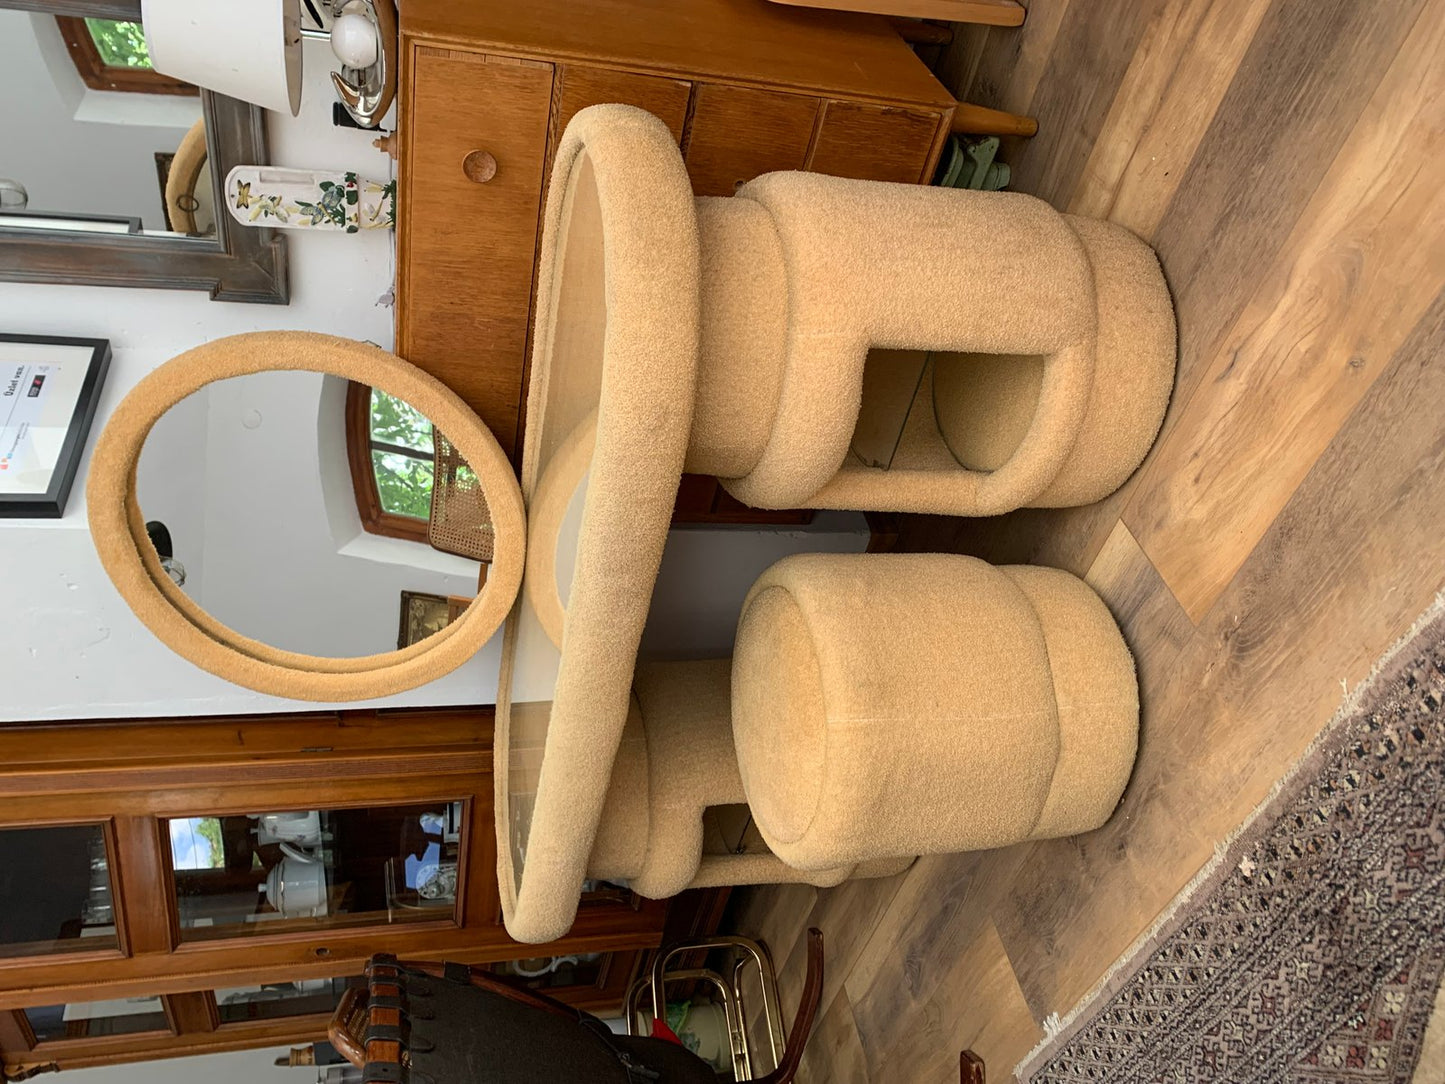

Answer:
[0,39,442,721]
[0,37,872,723]
[134,380,210,600]
[1,12,203,229]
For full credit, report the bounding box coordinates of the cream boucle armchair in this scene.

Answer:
[582,552,1138,903]
[664,111,1178,516]
[731,553,1138,870]
[502,105,1154,943]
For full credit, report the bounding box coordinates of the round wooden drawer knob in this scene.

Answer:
[462,150,498,184]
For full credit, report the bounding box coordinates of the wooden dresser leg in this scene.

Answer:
[951,102,1039,138]
[961,1049,986,1084]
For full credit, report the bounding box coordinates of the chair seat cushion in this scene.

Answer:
[731,553,1067,871]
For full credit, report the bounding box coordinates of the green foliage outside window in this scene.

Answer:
[372,449,435,519]
[194,817,224,865]
[370,390,435,520]
[85,19,152,69]
[371,389,434,453]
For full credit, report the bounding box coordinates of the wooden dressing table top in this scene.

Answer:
[400,0,954,107]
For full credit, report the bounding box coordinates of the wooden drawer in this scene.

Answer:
[551,65,691,152]
[810,100,943,183]
[684,83,821,196]
[398,48,555,457]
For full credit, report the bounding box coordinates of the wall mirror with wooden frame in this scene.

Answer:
[0,0,288,302]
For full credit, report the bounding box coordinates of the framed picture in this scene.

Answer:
[397,590,451,649]
[0,335,111,519]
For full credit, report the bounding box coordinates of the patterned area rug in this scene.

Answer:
[1017,600,1445,1083]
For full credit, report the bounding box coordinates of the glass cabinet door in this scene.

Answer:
[164,801,465,939]
[23,998,168,1042]
[0,825,118,957]
[214,976,365,1023]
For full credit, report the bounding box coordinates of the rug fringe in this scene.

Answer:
[1014,590,1445,1082]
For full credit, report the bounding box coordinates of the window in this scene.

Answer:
[345,383,436,543]
[56,17,197,96]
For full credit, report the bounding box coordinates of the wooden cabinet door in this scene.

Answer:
[397,48,555,458]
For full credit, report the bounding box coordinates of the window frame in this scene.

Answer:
[344,381,432,543]
[55,16,198,97]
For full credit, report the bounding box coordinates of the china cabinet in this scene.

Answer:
[0,709,707,1075]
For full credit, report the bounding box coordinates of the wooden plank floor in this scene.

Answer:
[728,1,1445,1079]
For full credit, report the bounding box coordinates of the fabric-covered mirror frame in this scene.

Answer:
[0,0,288,304]
[87,332,525,701]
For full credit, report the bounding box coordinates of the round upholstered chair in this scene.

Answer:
[87,331,525,702]
[730,552,1139,871]
[585,659,912,902]
[538,105,1175,519]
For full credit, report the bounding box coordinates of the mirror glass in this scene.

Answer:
[0,10,216,237]
[137,371,490,658]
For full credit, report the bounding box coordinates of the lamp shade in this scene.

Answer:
[141,0,303,116]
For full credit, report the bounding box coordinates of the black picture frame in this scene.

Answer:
[0,334,111,518]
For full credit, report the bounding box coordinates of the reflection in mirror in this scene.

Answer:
[25,998,168,1042]
[137,371,487,658]
[0,9,216,237]
[215,975,366,1023]
[165,802,464,939]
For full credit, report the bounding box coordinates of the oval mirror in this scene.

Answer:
[89,333,525,700]
[138,371,487,657]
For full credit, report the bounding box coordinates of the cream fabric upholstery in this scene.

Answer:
[586,660,908,900]
[679,165,1175,516]
[731,553,1138,871]
[496,104,702,945]
[501,104,1162,942]
[930,216,1177,506]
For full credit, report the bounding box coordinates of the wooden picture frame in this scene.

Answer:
[0,334,110,519]
[54,14,197,95]
[397,591,451,649]
[0,0,288,304]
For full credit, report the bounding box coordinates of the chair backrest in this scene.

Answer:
[333,955,705,1083]
[429,428,496,562]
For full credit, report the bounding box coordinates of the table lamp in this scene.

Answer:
[142,0,303,115]
[141,0,388,121]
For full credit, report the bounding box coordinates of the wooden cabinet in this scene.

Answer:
[0,710,690,1076]
[394,0,956,518]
